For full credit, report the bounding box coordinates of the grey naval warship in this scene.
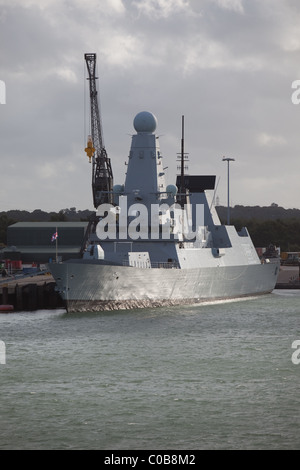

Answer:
[48,54,279,313]
[50,111,279,312]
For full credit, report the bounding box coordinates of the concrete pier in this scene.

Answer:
[275,266,300,289]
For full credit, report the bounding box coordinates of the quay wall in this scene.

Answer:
[276,265,300,289]
[0,274,65,311]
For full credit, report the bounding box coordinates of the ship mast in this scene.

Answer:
[84,53,113,208]
[177,115,188,208]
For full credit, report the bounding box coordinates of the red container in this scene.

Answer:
[11,260,22,270]
[0,305,14,312]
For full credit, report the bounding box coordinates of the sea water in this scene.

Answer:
[0,290,299,450]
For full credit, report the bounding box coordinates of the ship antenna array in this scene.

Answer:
[177,115,189,208]
[84,53,113,208]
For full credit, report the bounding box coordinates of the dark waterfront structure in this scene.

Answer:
[0,278,65,311]
[3,222,88,264]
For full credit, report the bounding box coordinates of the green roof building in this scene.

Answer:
[4,222,88,263]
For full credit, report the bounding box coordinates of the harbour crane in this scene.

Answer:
[84,53,113,208]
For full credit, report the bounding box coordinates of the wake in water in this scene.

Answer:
[191,294,263,307]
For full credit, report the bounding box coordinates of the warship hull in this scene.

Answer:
[50,261,279,313]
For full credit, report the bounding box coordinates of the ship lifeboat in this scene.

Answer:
[0,305,14,313]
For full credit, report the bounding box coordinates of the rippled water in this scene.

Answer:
[0,290,299,450]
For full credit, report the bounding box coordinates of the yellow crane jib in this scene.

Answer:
[85,136,95,163]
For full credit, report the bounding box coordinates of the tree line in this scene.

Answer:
[216,205,300,251]
[0,208,93,246]
[229,218,300,251]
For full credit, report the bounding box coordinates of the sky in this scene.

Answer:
[1,0,300,212]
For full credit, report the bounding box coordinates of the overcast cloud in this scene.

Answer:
[1,0,300,211]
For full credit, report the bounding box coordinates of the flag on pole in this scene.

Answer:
[51,231,58,242]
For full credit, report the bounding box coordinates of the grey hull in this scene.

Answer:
[49,261,279,313]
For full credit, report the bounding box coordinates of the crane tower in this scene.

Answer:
[84,53,113,208]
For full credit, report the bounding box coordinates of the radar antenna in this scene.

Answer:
[84,53,113,208]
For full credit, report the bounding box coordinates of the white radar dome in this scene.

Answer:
[134,111,157,133]
[166,184,178,196]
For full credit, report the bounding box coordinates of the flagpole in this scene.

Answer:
[56,226,58,263]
